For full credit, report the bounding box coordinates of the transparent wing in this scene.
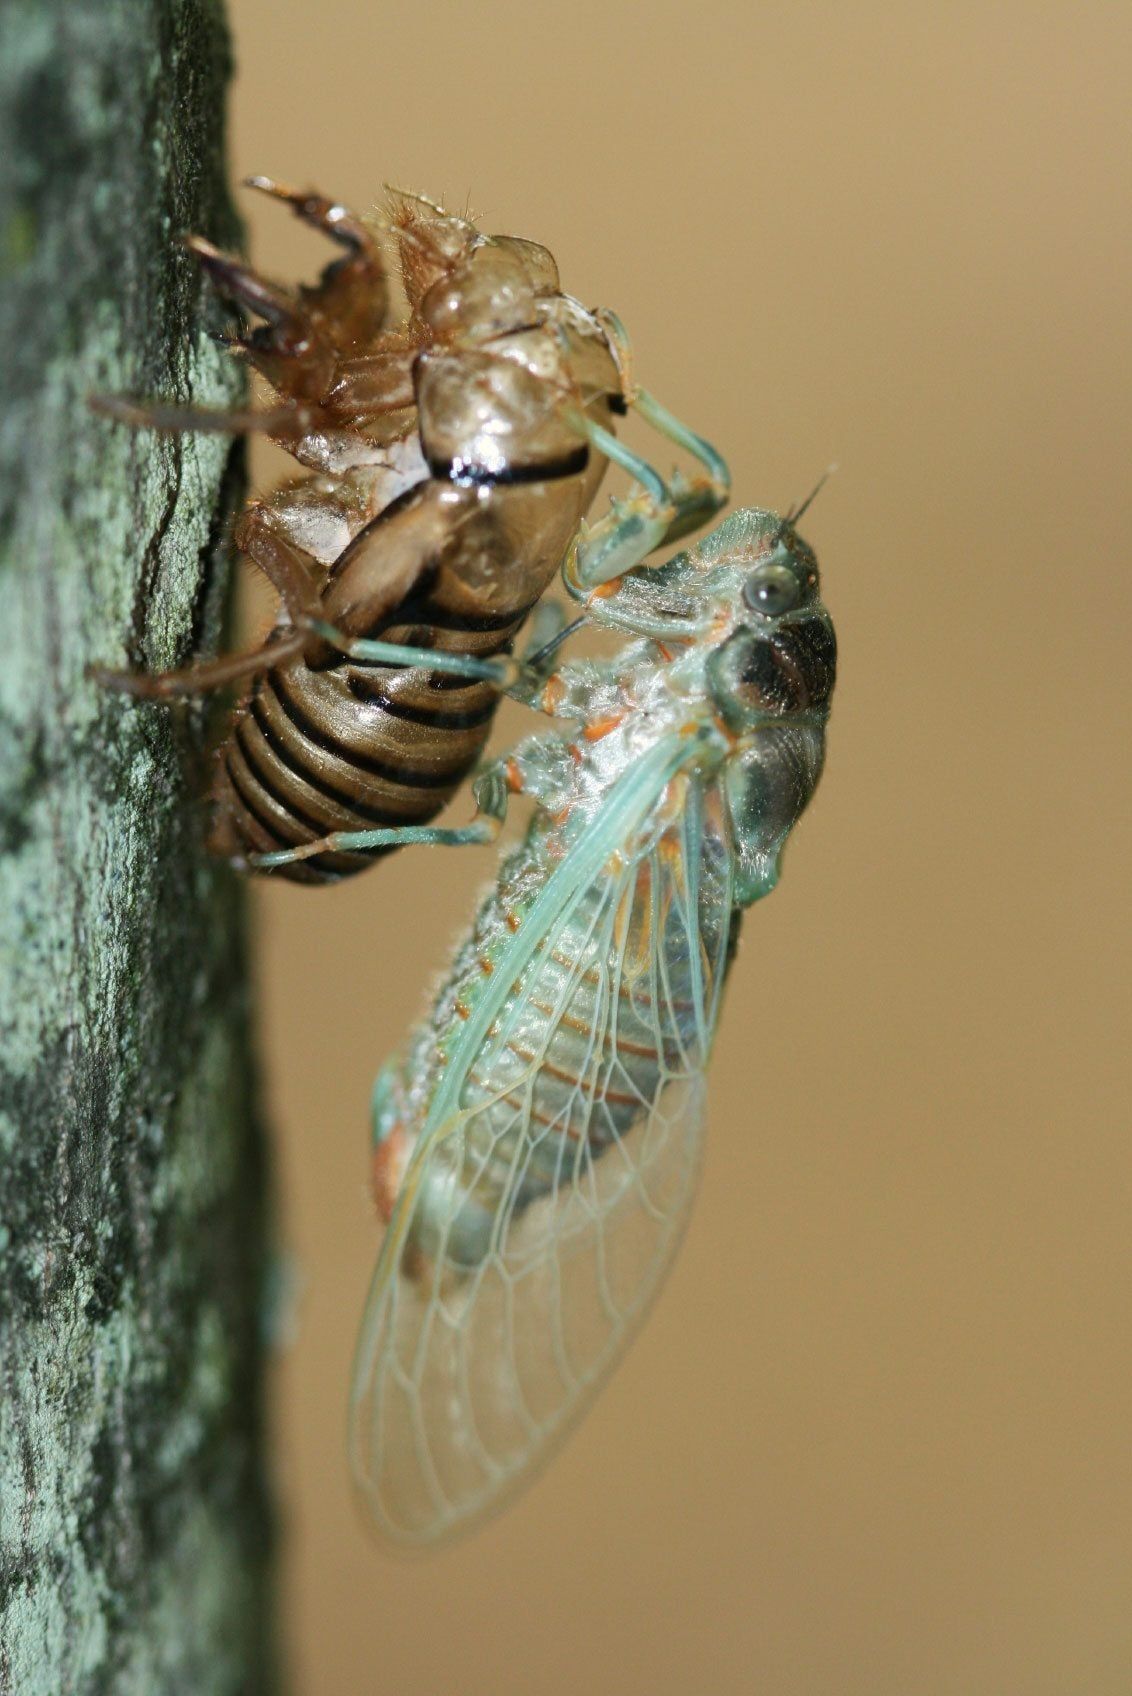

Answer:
[350,751,735,1545]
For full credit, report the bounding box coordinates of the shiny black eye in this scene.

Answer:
[742,562,802,618]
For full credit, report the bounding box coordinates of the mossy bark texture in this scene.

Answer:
[0,3,275,1691]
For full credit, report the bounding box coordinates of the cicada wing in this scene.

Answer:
[353,1072,709,1546]
[351,756,735,1546]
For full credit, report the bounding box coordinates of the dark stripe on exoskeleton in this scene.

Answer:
[426,445,589,486]
[344,677,499,728]
[225,751,294,848]
[224,749,353,879]
[269,673,470,791]
[236,717,340,838]
[248,692,436,825]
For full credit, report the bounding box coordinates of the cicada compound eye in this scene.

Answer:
[741,560,802,619]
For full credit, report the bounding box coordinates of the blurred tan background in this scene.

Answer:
[225,2,1130,1691]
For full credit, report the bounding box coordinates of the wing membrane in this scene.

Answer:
[351,745,734,1544]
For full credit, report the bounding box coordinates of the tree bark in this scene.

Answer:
[0,3,275,1691]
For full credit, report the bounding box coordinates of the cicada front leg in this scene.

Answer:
[242,176,388,353]
[588,308,730,546]
[563,402,729,597]
[93,179,393,437]
[632,387,730,543]
[90,234,337,437]
[563,419,674,592]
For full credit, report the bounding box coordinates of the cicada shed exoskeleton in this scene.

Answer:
[96,183,728,882]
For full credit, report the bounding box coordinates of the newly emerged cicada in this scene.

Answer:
[347,422,836,1543]
[95,182,728,883]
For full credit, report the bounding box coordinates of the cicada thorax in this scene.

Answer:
[187,186,625,882]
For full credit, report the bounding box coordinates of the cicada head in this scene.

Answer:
[695,508,837,905]
[385,188,479,309]
[699,509,835,726]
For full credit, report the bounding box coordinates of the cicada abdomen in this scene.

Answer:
[96,184,728,883]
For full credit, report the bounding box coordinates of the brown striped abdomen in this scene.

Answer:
[210,602,529,885]
[210,413,617,883]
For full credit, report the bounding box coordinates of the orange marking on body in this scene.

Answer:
[471,1070,565,1133]
[505,758,524,792]
[505,1090,579,1136]
[589,579,621,600]
[478,955,494,975]
[455,1001,471,1021]
[503,907,521,932]
[548,944,696,1011]
[542,674,566,713]
[528,995,662,1060]
[505,1038,643,1108]
[372,1124,411,1224]
[584,713,624,742]
[622,862,657,979]
[655,642,674,663]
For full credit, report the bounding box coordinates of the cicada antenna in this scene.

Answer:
[777,464,838,537]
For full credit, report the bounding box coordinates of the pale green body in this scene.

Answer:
[348,481,835,1542]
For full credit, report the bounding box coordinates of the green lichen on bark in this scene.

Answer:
[0,2,275,1691]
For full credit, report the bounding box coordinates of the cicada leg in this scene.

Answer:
[90,632,306,700]
[247,753,516,870]
[561,416,674,592]
[248,817,500,869]
[233,501,324,613]
[89,235,336,431]
[632,387,730,543]
[298,617,523,689]
[562,401,729,599]
[88,392,323,440]
[589,308,729,541]
[243,175,377,257]
[510,600,586,691]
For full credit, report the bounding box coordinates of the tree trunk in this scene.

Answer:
[0,2,275,1691]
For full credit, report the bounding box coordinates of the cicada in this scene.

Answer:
[345,420,836,1544]
[94,182,727,882]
